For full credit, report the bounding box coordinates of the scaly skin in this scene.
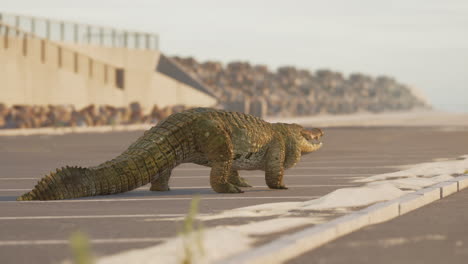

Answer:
[17,108,324,200]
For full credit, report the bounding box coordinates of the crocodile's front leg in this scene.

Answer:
[265,136,288,189]
[150,169,171,191]
[228,170,252,187]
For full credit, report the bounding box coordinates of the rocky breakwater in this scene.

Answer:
[0,103,189,129]
[172,57,430,117]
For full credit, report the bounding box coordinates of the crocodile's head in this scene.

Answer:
[289,124,324,154]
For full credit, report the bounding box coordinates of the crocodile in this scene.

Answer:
[17,108,324,201]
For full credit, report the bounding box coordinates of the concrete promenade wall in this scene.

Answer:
[0,37,124,108]
[61,43,218,108]
[0,35,217,110]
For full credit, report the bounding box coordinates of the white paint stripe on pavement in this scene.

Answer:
[301,155,446,160]
[0,214,186,220]
[167,185,354,189]
[290,166,395,169]
[0,238,166,246]
[174,166,393,171]
[0,178,38,180]
[10,196,320,203]
[0,185,353,192]
[0,174,373,180]
[299,160,424,164]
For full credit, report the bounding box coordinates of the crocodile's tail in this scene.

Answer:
[17,153,158,201]
[17,110,198,201]
[17,166,97,201]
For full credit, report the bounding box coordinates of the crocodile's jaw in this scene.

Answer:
[300,138,323,153]
[299,128,323,153]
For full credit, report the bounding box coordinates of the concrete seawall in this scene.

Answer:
[0,25,217,110]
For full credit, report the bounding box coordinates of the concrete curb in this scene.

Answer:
[218,175,468,264]
[0,124,152,136]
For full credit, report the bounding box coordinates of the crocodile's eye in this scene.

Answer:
[301,128,323,141]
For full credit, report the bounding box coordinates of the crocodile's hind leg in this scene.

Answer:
[194,119,243,193]
[228,170,252,187]
[150,169,171,191]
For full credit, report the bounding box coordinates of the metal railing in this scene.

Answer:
[0,12,159,50]
[0,21,125,89]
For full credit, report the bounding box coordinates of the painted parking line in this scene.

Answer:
[173,166,393,171]
[0,184,354,192]
[173,174,368,179]
[0,214,186,220]
[299,160,425,164]
[302,154,450,159]
[7,196,320,203]
[170,184,354,189]
[0,174,374,181]
[0,237,166,246]
[0,178,38,180]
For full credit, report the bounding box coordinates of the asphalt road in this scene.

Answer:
[290,186,468,264]
[1,126,467,264]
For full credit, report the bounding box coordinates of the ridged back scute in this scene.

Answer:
[17,166,89,201]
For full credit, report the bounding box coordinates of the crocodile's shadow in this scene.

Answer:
[1,187,268,201]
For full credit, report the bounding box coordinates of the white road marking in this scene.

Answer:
[173,166,393,171]
[290,166,395,169]
[299,160,422,164]
[0,238,166,246]
[0,174,373,181]
[0,214,185,220]
[0,178,37,180]
[302,154,445,159]
[167,184,354,189]
[1,185,353,192]
[7,196,320,203]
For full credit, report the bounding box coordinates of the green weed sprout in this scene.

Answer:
[179,196,205,264]
[70,231,94,264]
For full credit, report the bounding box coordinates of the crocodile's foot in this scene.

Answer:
[235,178,253,187]
[267,184,288,190]
[230,177,253,188]
[150,184,171,191]
[212,182,244,193]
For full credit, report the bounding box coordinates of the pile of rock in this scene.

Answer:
[172,57,429,116]
[0,103,189,129]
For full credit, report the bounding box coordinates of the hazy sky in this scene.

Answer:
[2,0,467,112]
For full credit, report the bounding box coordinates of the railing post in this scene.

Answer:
[74,24,78,43]
[46,20,50,39]
[31,17,35,34]
[60,22,65,41]
[123,31,128,48]
[135,33,139,49]
[87,26,91,44]
[111,29,116,47]
[15,15,20,36]
[99,27,104,45]
[145,34,150,50]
